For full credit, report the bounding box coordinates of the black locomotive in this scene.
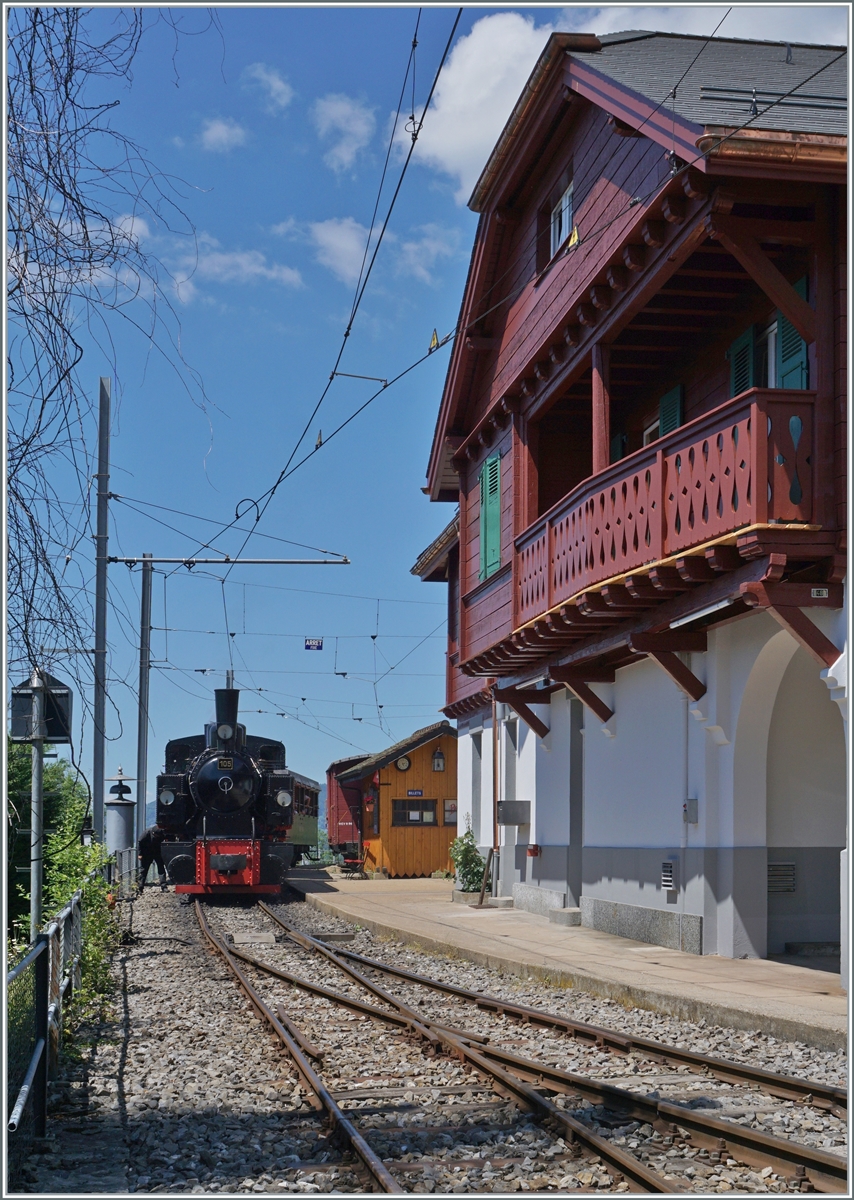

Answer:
[155,686,319,895]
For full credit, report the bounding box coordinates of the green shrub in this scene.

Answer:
[449,822,490,893]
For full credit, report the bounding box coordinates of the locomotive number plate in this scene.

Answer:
[218,757,234,769]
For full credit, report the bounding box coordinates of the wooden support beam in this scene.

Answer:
[629,631,708,653]
[493,689,550,739]
[549,675,614,724]
[705,545,743,572]
[647,651,707,701]
[707,216,816,344]
[676,556,718,583]
[591,343,610,476]
[493,686,559,704]
[740,581,843,667]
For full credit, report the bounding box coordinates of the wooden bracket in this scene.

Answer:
[646,651,707,701]
[492,687,550,739]
[548,666,614,724]
[740,582,842,667]
[706,215,816,344]
[629,631,708,654]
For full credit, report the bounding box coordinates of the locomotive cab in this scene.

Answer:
[155,685,315,895]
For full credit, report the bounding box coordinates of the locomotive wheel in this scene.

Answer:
[166,854,196,885]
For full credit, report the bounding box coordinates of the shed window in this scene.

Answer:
[443,799,458,826]
[392,799,437,826]
[550,183,573,258]
[479,454,501,581]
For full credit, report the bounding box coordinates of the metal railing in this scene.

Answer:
[6,884,86,1178]
[114,845,138,898]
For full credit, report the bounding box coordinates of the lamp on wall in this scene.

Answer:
[432,746,446,772]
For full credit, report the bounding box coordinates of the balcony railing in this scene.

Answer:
[515,388,817,627]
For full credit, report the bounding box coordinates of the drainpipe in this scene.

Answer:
[492,695,500,897]
[680,691,689,952]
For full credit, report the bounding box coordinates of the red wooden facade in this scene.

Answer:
[422,32,847,718]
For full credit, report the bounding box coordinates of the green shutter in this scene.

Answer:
[659,384,683,436]
[610,431,627,463]
[729,327,754,396]
[776,276,809,390]
[479,454,501,581]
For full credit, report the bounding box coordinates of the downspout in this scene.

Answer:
[492,695,500,897]
[680,691,689,952]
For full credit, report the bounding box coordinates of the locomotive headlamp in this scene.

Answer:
[276,790,293,809]
[217,723,234,740]
[160,789,176,806]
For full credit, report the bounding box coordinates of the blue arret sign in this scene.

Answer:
[304,638,323,651]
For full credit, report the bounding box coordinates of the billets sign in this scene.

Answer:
[407,789,423,797]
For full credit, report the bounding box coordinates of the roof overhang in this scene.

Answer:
[337,722,457,783]
[411,514,459,581]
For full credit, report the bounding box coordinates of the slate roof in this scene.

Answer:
[573,31,847,137]
[332,721,456,783]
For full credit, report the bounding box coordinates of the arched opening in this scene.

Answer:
[766,647,846,959]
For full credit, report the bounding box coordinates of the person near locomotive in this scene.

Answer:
[138,824,168,891]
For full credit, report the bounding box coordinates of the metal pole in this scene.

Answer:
[30,674,45,942]
[93,376,111,842]
[492,695,500,898]
[226,669,234,689]
[136,553,153,844]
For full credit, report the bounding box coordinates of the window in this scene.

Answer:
[550,183,573,258]
[642,419,660,446]
[729,277,808,397]
[392,799,437,826]
[659,384,683,437]
[478,454,501,581]
[443,799,458,826]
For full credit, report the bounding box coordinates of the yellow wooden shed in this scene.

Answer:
[328,722,458,879]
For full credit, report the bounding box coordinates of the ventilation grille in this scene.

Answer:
[768,863,796,893]
[661,862,676,891]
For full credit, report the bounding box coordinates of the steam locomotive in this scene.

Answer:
[155,685,320,895]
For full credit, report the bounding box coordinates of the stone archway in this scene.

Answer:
[727,628,799,958]
[766,647,847,955]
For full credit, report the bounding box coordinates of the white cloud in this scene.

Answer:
[575,6,848,44]
[244,62,294,112]
[173,234,302,301]
[396,224,459,284]
[271,217,299,237]
[309,217,375,286]
[200,117,248,152]
[312,94,376,172]
[412,7,848,204]
[412,13,556,204]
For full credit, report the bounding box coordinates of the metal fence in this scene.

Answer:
[114,846,138,897]
[6,886,85,1182]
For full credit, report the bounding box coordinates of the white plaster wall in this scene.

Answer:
[535,689,571,845]
[767,647,847,847]
[456,721,474,837]
[583,657,686,847]
[479,714,494,853]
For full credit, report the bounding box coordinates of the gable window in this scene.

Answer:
[478,454,501,581]
[729,277,808,397]
[550,183,573,258]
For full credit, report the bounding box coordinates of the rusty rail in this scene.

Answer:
[301,932,844,1116]
[257,902,676,1194]
[193,902,397,1193]
[258,904,847,1195]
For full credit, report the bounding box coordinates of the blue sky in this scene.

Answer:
[39,4,848,812]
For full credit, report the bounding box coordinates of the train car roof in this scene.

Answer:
[289,769,322,791]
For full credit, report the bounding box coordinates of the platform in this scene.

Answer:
[286,869,847,1051]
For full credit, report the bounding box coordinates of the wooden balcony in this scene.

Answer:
[515,388,818,628]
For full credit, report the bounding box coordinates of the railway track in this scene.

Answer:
[197,900,847,1194]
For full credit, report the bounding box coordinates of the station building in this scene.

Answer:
[413,31,848,970]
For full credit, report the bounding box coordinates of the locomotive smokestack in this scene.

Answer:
[214,688,240,731]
